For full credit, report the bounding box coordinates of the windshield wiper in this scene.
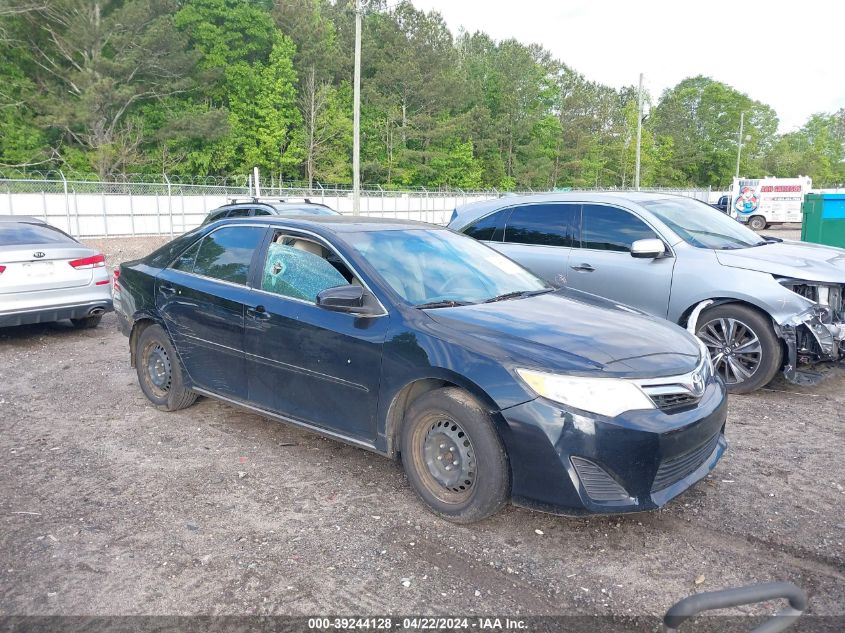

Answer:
[483,288,554,303]
[750,235,783,246]
[416,299,475,309]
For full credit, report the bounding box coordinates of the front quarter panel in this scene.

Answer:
[668,246,813,325]
[375,307,537,453]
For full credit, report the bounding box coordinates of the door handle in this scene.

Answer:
[247,305,270,320]
[159,284,177,295]
[570,263,595,272]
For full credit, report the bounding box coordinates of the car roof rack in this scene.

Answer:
[226,196,331,209]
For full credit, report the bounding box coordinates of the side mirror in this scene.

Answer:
[630,238,666,259]
[316,284,380,315]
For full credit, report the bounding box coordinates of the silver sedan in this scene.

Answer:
[0,216,112,329]
[449,192,845,393]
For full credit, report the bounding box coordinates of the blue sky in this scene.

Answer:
[411,0,845,133]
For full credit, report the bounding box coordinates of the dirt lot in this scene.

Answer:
[0,233,843,625]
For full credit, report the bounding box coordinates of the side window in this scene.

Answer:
[226,208,250,218]
[171,239,201,272]
[190,226,265,284]
[261,233,354,302]
[463,208,511,242]
[253,208,272,216]
[580,204,656,252]
[504,203,577,247]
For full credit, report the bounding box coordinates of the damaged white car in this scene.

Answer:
[449,193,845,393]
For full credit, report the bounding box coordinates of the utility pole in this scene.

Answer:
[634,73,644,190]
[352,0,362,214]
[735,111,745,178]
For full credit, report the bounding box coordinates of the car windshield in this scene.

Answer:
[640,197,765,249]
[346,228,550,307]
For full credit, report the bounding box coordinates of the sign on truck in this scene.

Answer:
[731,176,812,230]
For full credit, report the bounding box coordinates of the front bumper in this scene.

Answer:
[777,307,845,383]
[498,378,727,515]
[0,299,113,328]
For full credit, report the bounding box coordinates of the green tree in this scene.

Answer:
[763,111,845,186]
[15,0,204,177]
[650,76,779,187]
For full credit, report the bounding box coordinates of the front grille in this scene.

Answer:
[649,392,699,411]
[651,432,720,492]
[636,358,710,413]
[571,457,630,502]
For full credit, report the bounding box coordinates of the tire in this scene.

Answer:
[695,304,782,394]
[135,324,197,411]
[748,215,767,231]
[71,315,102,329]
[400,387,509,523]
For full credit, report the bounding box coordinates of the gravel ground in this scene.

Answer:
[1,232,843,624]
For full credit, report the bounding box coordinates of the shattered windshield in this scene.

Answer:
[641,197,765,250]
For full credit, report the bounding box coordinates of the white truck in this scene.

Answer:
[720,176,813,230]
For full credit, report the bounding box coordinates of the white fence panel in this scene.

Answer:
[0,179,709,239]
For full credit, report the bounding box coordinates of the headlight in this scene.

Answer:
[515,368,655,417]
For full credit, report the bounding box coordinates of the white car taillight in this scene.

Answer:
[69,254,105,269]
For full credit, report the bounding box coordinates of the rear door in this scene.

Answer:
[565,204,674,317]
[155,224,266,399]
[496,203,579,287]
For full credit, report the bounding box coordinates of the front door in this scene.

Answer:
[565,203,675,317]
[156,225,266,398]
[244,231,388,441]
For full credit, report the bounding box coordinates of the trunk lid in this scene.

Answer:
[0,246,98,294]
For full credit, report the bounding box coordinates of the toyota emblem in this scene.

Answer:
[33,251,45,259]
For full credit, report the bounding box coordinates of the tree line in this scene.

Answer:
[1,0,843,189]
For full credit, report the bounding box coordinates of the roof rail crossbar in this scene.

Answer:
[226,196,333,209]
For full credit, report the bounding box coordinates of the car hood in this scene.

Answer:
[426,292,700,377]
[715,240,845,282]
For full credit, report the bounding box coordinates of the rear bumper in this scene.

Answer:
[0,299,113,327]
[499,378,728,515]
[116,305,131,336]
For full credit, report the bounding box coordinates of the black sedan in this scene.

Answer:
[116,216,727,522]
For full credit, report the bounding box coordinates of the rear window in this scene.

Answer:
[0,222,76,246]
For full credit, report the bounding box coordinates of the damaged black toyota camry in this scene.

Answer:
[116,216,727,523]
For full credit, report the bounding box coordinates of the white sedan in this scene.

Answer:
[0,216,112,328]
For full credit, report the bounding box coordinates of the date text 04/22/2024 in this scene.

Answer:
[306,617,527,630]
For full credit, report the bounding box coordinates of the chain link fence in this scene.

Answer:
[0,172,711,239]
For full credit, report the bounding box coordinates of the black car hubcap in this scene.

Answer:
[146,343,172,394]
[422,419,475,495]
[697,317,762,384]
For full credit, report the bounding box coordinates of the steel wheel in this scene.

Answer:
[697,317,762,385]
[422,418,476,497]
[400,387,509,522]
[144,342,172,397]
